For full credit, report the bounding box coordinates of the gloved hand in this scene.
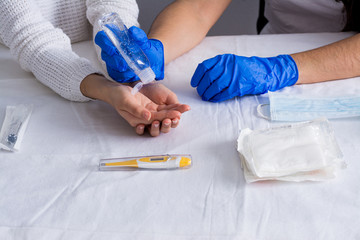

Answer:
[190,54,298,102]
[95,26,164,83]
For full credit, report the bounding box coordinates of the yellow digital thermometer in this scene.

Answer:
[99,154,192,171]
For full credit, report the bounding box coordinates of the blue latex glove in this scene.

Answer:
[95,26,164,83]
[190,54,299,102]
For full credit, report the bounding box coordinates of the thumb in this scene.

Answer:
[129,26,149,49]
[95,30,118,56]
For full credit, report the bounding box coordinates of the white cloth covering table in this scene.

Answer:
[1,32,360,240]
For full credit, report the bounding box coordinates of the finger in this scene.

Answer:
[191,55,222,87]
[147,104,189,123]
[94,30,118,56]
[157,103,190,113]
[120,98,152,122]
[129,26,149,49]
[101,51,128,71]
[200,72,230,101]
[135,124,145,135]
[171,118,179,128]
[196,62,227,98]
[149,121,160,137]
[150,110,181,122]
[190,64,206,88]
[160,119,172,134]
[177,104,191,113]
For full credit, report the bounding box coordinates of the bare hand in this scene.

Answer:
[137,82,190,136]
[80,74,189,137]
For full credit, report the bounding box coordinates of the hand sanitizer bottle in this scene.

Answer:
[98,12,155,94]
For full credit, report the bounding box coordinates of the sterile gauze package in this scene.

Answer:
[0,104,33,152]
[237,118,346,183]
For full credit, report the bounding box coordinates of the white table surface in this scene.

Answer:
[1,32,360,240]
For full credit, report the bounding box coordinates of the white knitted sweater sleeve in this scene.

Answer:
[86,0,140,81]
[0,0,139,102]
[0,0,97,101]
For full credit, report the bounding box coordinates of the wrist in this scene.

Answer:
[80,74,118,103]
[271,55,299,88]
[283,54,299,86]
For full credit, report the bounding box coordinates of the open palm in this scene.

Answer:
[106,83,189,136]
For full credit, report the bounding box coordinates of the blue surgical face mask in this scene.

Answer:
[257,92,360,121]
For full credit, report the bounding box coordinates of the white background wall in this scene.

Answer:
[137,0,259,36]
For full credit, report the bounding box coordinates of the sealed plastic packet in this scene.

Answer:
[0,104,33,152]
[237,118,346,183]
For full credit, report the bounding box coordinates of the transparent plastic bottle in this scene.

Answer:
[98,12,155,94]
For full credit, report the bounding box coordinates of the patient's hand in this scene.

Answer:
[81,74,189,137]
[138,82,190,136]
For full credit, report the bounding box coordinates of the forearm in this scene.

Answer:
[291,33,360,84]
[0,0,98,102]
[148,0,231,64]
